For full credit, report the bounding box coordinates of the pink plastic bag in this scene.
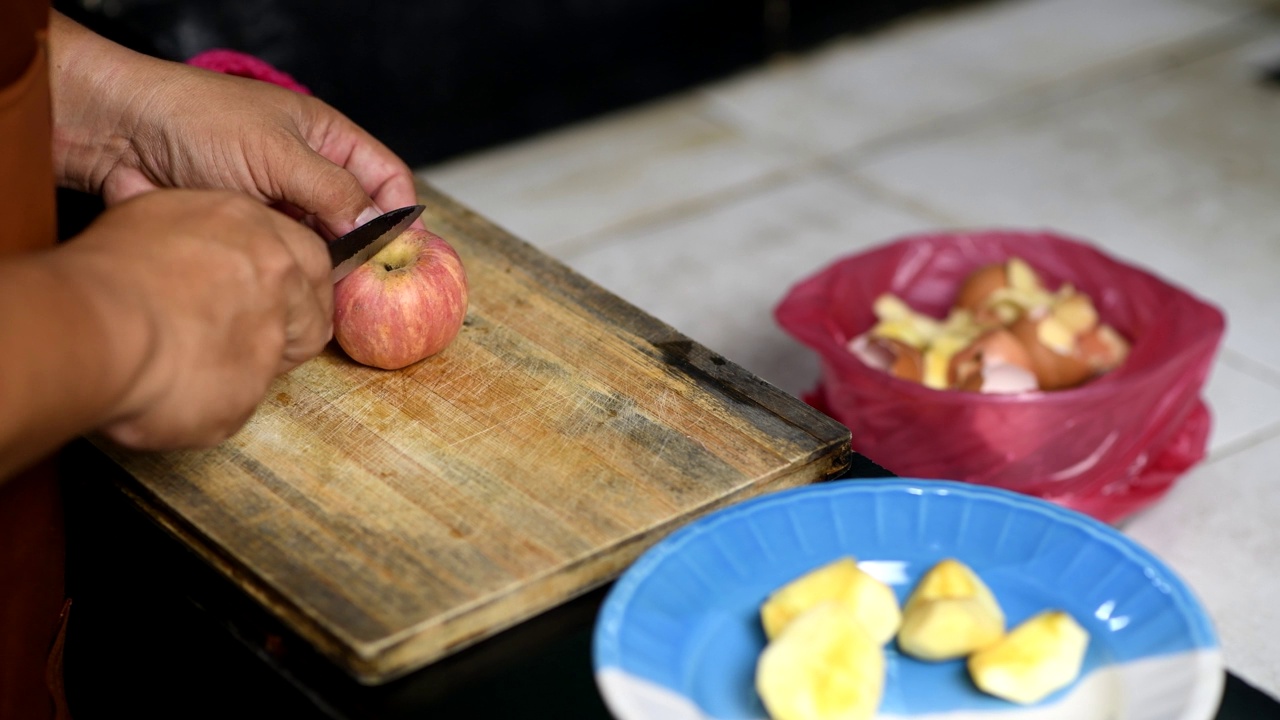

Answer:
[775,230,1226,523]
[186,50,312,95]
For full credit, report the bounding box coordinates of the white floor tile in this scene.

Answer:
[701,0,1240,158]
[417,96,797,252]
[852,26,1280,373]
[1124,432,1280,698]
[555,174,939,397]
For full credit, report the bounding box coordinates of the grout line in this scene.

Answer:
[1219,347,1280,389]
[543,161,825,259]
[1197,349,1280,463]
[1206,418,1280,463]
[822,163,970,227]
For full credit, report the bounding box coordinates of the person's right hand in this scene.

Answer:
[59,188,333,450]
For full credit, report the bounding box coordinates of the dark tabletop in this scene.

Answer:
[59,444,1278,720]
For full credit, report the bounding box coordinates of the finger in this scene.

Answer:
[265,210,335,344]
[277,263,331,373]
[100,167,161,206]
[314,111,417,206]
[268,137,381,239]
[344,141,421,225]
[304,109,422,228]
[268,210,333,290]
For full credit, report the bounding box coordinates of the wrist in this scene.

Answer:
[0,246,157,476]
[47,11,160,194]
[55,241,164,432]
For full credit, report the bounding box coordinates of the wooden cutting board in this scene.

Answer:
[95,180,852,685]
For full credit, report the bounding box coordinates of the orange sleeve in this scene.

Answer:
[0,0,46,88]
[0,10,66,720]
[0,0,56,255]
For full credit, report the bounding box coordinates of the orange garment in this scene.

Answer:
[0,2,69,719]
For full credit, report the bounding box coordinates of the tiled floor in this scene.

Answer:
[419,0,1280,701]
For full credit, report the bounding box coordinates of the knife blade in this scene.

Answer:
[329,204,426,283]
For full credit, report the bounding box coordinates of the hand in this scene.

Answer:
[49,12,420,239]
[57,189,333,449]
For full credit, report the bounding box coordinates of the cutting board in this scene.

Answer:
[95,180,852,685]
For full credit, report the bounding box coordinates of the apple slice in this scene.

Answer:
[968,610,1090,704]
[756,601,885,720]
[761,557,901,645]
[897,558,1005,661]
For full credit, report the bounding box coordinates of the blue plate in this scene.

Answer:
[593,479,1223,720]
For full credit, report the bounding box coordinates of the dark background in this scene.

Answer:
[54,0,971,169]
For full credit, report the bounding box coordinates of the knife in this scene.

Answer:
[328,204,426,283]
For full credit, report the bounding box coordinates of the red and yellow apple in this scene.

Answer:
[332,228,469,370]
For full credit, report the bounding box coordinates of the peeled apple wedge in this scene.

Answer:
[761,557,902,645]
[897,559,1005,661]
[756,601,885,720]
[968,610,1090,705]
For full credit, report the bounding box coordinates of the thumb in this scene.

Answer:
[101,167,162,206]
[272,147,380,238]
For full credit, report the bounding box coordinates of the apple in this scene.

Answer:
[332,227,469,370]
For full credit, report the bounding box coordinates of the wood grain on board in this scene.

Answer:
[95,180,852,684]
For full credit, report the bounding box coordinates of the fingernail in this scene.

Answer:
[355,206,383,227]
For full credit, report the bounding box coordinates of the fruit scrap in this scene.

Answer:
[847,256,1130,392]
[948,329,1038,394]
[968,610,1090,705]
[848,295,985,390]
[957,257,1076,324]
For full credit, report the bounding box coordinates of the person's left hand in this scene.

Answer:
[49,12,420,239]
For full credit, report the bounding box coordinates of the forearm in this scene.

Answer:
[0,247,151,478]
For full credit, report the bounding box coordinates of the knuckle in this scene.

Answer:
[102,419,156,451]
[204,190,259,223]
[259,243,299,286]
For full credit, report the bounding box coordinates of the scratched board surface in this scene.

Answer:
[96,180,852,685]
